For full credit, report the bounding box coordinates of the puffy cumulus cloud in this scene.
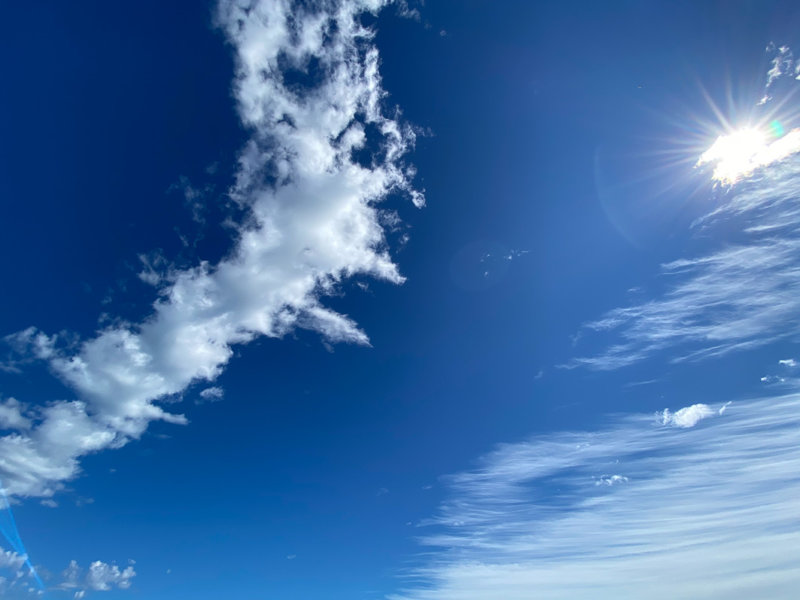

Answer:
[393,395,800,600]
[659,403,715,428]
[59,559,135,597]
[0,0,420,499]
[0,548,40,598]
[86,561,135,591]
[0,548,26,571]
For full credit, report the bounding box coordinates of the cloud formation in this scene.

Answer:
[570,154,800,370]
[759,43,800,104]
[0,0,420,499]
[60,559,136,598]
[394,395,800,600]
[0,549,26,571]
[658,403,715,428]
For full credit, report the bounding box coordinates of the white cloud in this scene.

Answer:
[59,559,135,596]
[569,154,800,370]
[0,549,26,571]
[86,560,135,591]
[569,49,800,371]
[759,43,800,104]
[197,386,224,403]
[696,127,800,185]
[659,403,715,428]
[136,251,168,287]
[779,358,797,367]
[0,0,419,499]
[393,394,800,600]
[594,474,627,486]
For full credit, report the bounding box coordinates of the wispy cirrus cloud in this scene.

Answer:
[568,45,800,371]
[394,395,800,600]
[0,0,420,500]
[569,154,800,371]
[759,42,800,105]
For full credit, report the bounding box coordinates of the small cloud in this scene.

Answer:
[86,560,135,591]
[534,369,544,380]
[659,404,715,428]
[778,358,797,367]
[504,249,529,261]
[137,251,168,287]
[59,558,135,596]
[286,554,296,560]
[623,378,660,388]
[394,0,420,20]
[40,499,57,508]
[197,386,224,404]
[718,401,732,415]
[4,327,56,361]
[595,474,628,486]
[376,487,389,497]
[168,175,214,225]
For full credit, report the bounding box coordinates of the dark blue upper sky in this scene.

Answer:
[2,1,800,598]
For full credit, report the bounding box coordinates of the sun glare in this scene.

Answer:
[697,124,800,185]
[697,128,767,185]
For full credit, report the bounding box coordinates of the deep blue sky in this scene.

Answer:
[2,1,800,598]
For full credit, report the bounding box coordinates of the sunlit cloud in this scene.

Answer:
[571,129,800,370]
[696,126,800,185]
[58,559,136,597]
[658,403,714,428]
[0,0,420,500]
[394,395,800,600]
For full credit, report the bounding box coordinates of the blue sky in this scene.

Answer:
[2,0,800,598]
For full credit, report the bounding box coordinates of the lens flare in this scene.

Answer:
[769,119,785,138]
[0,483,44,591]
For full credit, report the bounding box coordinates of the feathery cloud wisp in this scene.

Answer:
[570,154,800,370]
[394,395,800,600]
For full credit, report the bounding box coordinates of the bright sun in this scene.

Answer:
[697,124,800,185]
[697,128,768,185]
